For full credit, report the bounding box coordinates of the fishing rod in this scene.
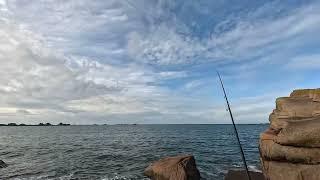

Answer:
[217,71,251,180]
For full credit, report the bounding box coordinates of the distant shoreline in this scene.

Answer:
[0,123,71,126]
[0,123,268,126]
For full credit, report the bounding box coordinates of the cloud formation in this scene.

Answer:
[0,0,319,124]
[127,1,320,66]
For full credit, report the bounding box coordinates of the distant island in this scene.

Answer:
[0,122,71,126]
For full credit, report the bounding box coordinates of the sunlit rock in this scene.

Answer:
[260,88,320,180]
[144,155,200,180]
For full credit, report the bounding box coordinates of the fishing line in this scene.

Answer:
[217,71,251,180]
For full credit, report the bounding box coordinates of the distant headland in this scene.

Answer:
[0,122,71,126]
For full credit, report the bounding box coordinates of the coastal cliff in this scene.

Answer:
[260,89,320,180]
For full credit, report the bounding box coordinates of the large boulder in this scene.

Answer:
[0,160,7,168]
[260,88,320,180]
[144,155,201,180]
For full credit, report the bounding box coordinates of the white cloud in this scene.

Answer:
[0,7,211,124]
[210,94,279,124]
[0,0,317,124]
[0,0,7,12]
[127,1,320,66]
[0,17,116,107]
[184,80,204,90]
[158,71,187,79]
[287,54,320,69]
[127,27,205,65]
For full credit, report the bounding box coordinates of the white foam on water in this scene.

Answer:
[101,176,150,180]
[101,173,150,180]
[248,165,262,173]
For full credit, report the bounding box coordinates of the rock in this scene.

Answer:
[260,88,320,180]
[262,161,320,180]
[291,89,320,102]
[0,160,7,168]
[274,118,320,147]
[144,155,201,180]
[260,136,320,164]
[224,170,265,180]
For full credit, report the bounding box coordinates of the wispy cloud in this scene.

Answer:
[286,54,320,70]
[0,0,319,124]
[127,1,320,66]
[184,80,205,90]
[0,5,210,124]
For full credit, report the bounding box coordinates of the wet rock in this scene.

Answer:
[260,88,320,180]
[144,155,200,180]
[262,161,320,180]
[224,170,265,180]
[0,160,7,168]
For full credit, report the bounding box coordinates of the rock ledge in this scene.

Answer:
[260,88,320,180]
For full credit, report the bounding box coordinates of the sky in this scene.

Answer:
[0,0,319,124]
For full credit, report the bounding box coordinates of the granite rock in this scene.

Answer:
[260,88,320,180]
[144,155,200,180]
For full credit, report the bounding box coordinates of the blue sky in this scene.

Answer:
[0,0,319,124]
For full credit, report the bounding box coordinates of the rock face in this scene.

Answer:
[260,89,320,180]
[144,155,201,180]
[0,160,7,168]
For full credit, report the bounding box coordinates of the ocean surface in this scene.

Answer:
[0,124,267,180]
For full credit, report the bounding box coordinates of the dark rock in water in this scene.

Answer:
[0,160,7,168]
[144,155,200,180]
[224,170,265,180]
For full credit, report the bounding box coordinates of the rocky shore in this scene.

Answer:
[260,89,320,180]
[145,88,320,180]
[144,155,265,180]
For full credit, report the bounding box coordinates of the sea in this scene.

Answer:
[0,124,267,180]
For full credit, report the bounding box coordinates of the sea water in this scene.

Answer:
[0,124,267,179]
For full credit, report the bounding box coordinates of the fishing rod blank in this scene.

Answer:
[217,71,251,180]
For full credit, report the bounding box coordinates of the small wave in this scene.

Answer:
[101,174,150,180]
[96,154,113,160]
[8,153,24,158]
[248,165,262,173]
[64,149,75,153]
[96,154,126,160]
